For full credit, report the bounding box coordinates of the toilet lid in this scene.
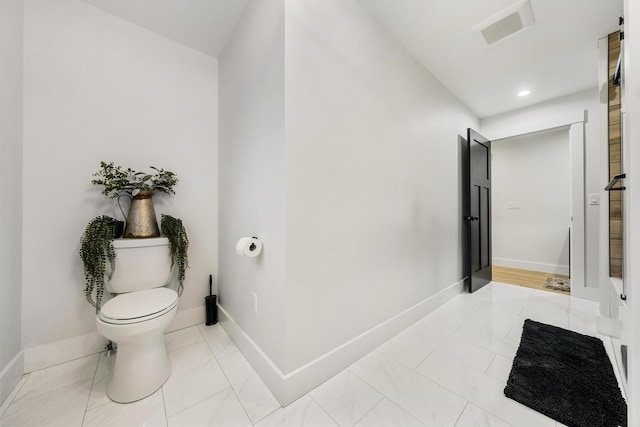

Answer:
[99,288,178,324]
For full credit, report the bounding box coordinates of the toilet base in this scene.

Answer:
[96,300,178,404]
[107,333,172,403]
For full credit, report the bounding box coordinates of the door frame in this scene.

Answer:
[482,112,594,300]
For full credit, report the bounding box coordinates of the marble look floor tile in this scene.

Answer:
[163,341,230,417]
[454,403,512,427]
[168,388,252,427]
[217,350,280,424]
[488,282,540,297]
[354,398,425,427]
[527,294,570,315]
[166,326,205,354]
[523,294,569,318]
[509,311,604,344]
[451,319,519,359]
[484,355,514,385]
[471,284,536,307]
[254,395,337,427]
[505,324,523,343]
[1,378,92,427]
[349,351,466,426]
[86,352,114,411]
[482,303,525,317]
[0,286,621,427]
[375,334,431,369]
[415,352,555,427]
[519,307,569,330]
[469,305,524,329]
[199,324,238,359]
[310,371,382,427]
[402,322,495,373]
[82,388,166,427]
[418,298,482,336]
[16,354,99,401]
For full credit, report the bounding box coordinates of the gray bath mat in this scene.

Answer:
[544,276,570,292]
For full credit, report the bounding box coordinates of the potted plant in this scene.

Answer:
[79,215,190,310]
[80,216,120,312]
[91,161,178,238]
[82,164,189,310]
[161,214,190,296]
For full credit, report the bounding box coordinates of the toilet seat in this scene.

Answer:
[99,288,178,325]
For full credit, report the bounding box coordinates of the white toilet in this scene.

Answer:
[96,237,179,403]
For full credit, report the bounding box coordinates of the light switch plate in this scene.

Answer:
[589,193,600,205]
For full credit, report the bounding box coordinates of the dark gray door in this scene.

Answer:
[464,128,492,292]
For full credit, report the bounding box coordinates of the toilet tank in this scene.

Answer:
[107,237,172,294]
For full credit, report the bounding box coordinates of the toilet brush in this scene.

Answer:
[205,274,217,325]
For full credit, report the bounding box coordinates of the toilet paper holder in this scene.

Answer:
[236,236,263,257]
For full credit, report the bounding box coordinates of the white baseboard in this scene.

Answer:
[219,279,464,406]
[24,332,107,373]
[23,306,205,374]
[0,351,24,408]
[493,257,569,276]
[167,305,206,333]
[217,307,285,403]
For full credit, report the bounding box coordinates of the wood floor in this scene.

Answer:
[492,265,570,295]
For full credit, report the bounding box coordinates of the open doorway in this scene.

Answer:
[491,128,571,294]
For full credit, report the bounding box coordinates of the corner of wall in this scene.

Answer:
[0,0,24,397]
[218,0,287,373]
[220,279,463,405]
[0,351,24,408]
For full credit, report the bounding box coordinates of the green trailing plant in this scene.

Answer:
[161,215,189,296]
[80,216,119,312]
[92,161,178,198]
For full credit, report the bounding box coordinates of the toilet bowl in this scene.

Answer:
[95,237,178,403]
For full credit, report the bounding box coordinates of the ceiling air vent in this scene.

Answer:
[473,0,535,45]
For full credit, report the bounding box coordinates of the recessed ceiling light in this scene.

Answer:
[518,90,530,97]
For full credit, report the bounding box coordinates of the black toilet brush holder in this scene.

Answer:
[205,274,218,325]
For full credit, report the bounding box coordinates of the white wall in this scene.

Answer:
[284,0,478,373]
[492,129,571,274]
[0,0,24,405]
[218,0,478,401]
[481,88,601,287]
[22,0,218,370]
[218,0,286,370]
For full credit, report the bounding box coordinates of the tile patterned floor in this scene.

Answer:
[0,282,625,426]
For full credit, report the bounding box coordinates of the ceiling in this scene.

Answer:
[80,0,622,119]
[358,0,622,117]
[80,0,249,58]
